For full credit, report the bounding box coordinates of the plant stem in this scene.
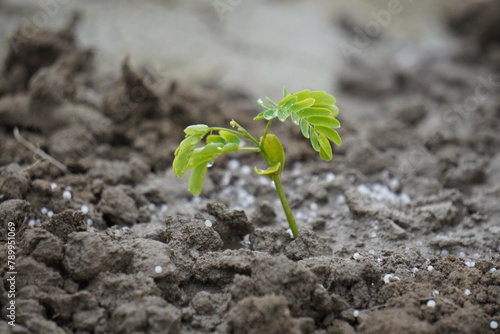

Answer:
[261,120,274,141]
[271,174,299,239]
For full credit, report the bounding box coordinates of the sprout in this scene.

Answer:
[172,89,342,238]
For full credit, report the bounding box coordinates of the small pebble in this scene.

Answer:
[426,300,436,308]
[353,252,362,260]
[50,182,57,190]
[62,190,72,200]
[490,321,498,329]
[47,210,54,218]
[368,249,375,255]
[353,310,360,317]
[81,205,89,214]
[204,220,213,227]
[154,265,163,274]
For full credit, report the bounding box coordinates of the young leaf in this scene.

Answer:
[173,134,203,178]
[188,163,208,196]
[318,134,333,161]
[289,98,315,113]
[278,94,297,108]
[315,126,342,146]
[277,107,289,122]
[307,91,327,100]
[283,86,288,97]
[298,107,333,118]
[310,130,320,152]
[206,135,226,145]
[306,116,340,128]
[291,89,311,101]
[219,131,240,145]
[325,104,340,117]
[300,118,310,138]
[184,124,209,136]
[312,93,336,106]
[263,109,278,120]
[221,142,239,153]
[291,111,299,125]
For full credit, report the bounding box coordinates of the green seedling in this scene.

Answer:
[172,88,342,238]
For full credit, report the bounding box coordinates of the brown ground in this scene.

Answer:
[0,3,499,334]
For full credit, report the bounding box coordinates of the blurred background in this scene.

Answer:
[0,0,456,101]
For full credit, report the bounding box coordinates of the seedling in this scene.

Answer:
[172,88,342,238]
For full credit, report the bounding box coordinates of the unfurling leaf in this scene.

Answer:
[173,134,204,178]
[184,124,209,136]
[189,163,208,196]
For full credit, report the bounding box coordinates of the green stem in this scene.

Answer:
[260,120,274,144]
[271,174,299,239]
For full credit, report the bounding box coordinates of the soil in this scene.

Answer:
[1,2,500,334]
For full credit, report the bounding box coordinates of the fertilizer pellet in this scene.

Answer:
[353,310,360,317]
[62,190,72,200]
[86,219,93,227]
[465,260,475,268]
[41,207,48,214]
[47,210,54,218]
[426,300,436,307]
[155,265,163,274]
[353,252,362,260]
[464,289,471,296]
[490,321,498,329]
[204,220,212,227]
[432,290,439,297]
[50,182,57,190]
[81,205,89,214]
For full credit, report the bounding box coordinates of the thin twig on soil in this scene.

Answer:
[13,127,68,173]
